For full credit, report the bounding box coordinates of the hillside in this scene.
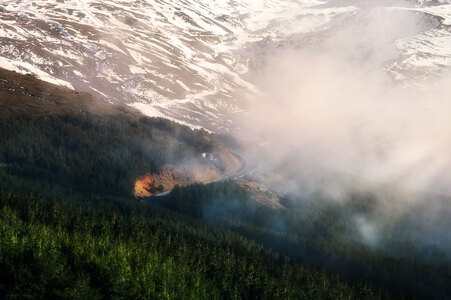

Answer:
[0,67,242,199]
[2,1,451,134]
[0,67,120,116]
[0,68,388,299]
[2,0,451,298]
[0,191,386,299]
[2,67,451,299]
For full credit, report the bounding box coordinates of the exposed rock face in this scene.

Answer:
[133,175,154,198]
[133,147,242,198]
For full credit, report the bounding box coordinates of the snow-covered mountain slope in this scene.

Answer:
[1,0,451,132]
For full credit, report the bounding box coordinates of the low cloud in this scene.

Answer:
[246,4,451,195]
[241,1,451,255]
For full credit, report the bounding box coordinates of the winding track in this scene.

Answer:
[149,152,257,198]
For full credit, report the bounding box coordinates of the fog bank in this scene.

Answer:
[246,3,451,196]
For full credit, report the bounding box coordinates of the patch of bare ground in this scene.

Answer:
[0,67,135,117]
[133,146,243,198]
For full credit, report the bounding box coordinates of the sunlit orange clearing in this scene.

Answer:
[133,174,153,198]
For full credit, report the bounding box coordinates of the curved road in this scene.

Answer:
[148,152,258,198]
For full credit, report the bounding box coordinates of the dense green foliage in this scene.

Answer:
[0,113,214,201]
[0,191,382,299]
[0,111,386,298]
[0,109,448,298]
[162,182,451,299]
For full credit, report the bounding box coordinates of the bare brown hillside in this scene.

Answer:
[133,147,243,198]
[0,68,131,117]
